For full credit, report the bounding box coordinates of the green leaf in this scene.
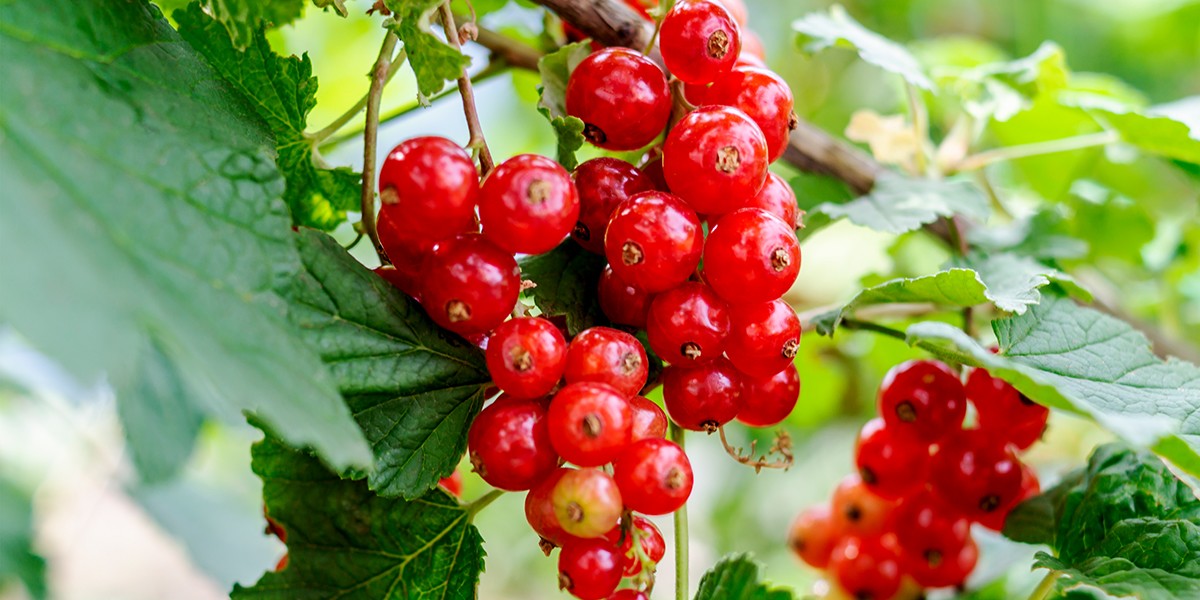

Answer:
[904,295,1200,478]
[694,554,793,600]
[804,174,989,237]
[0,478,44,600]
[386,0,472,102]
[286,230,491,498]
[1005,444,1200,600]
[961,253,1090,313]
[792,5,932,90]
[968,208,1089,261]
[118,336,206,483]
[0,0,371,474]
[537,41,592,169]
[175,4,361,231]
[1068,96,1200,164]
[155,0,305,49]
[519,243,608,336]
[231,431,485,600]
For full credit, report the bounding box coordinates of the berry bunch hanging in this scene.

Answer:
[787,360,1048,600]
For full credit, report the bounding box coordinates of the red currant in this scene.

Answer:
[659,0,741,85]
[378,137,479,243]
[646,282,731,364]
[566,48,672,151]
[703,208,801,305]
[419,234,520,335]
[376,209,439,298]
[736,363,800,427]
[854,418,931,500]
[572,158,655,254]
[705,66,796,161]
[468,396,559,491]
[830,473,895,539]
[597,266,654,328]
[630,395,668,441]
[558,538,624,600]
[828,536,902,600]
[604,191,703,293]
[787,504,838,569]
[479,154,580,254]
[903,535,978,589]
[639,154,669,191]
[662,357,743,431]
[548,382,634,467]
[740,30,765,60]
[613,438,694,515]
[744,172,798,229]
[966,367,1048,450]
[663,106,768,215]
[564,327,649,397]
[888,491,976,588]
[552,468,624,539]
[929,430,1025,521]
[977,460,1040,531]
[374,264,421,301]
[438,469,464,498]
[485,317,567,399]
[724,299,800,377]
[525,468,582,548]
[877,359,967,443]
[605,516,665,576]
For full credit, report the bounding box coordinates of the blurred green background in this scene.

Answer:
[2,0,1197,599]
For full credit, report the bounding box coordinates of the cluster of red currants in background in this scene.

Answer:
[787,360,1048,600]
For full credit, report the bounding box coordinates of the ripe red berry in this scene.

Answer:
[930,430,1025,521]
[877,359,967,443]
[659,0,741,85]
[703,208,801,305]
[787,505,838,569]
[976,460,1041,532]
[830,473,895,539]
[572,158,655,254]
[374,264,421,301]
[966,367,1049,450]
[605,516,666,576]
[904,535,979,589]
[486,317,567,399]
[740,29,765,60]
[564,327,649,397]
[438,469,464,498]
[663,106,768,215]
[376,209,439,298]
[724,299,801,377]
[888,491,976,588]
[558,538,624,600]
[744,172,798,229]
[378,137,478,242]
[630,395,668,441]
[646,282,731,364]
[604,191,703,293]
[613,438,694,515]
[566,48,672,151]
[552,468,624,539]
[705,66,796,161]
[479,154,580,254]
[548,382,634,467]
[597,266,654,328]
[828,536,902,600]
[525,468,582,547]
[854,418,932,500]
[736,363,800,427]
[662,357,743,431]
[468,396,559,491]
[639,155,669,191]
[419,234,520,335]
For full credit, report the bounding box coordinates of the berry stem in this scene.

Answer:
[438,1,495,175]
[361,30,401,265]
[1027,570,1061,600]
[839,318,907,341]
[465,489,505,520]
[669,422,689,600]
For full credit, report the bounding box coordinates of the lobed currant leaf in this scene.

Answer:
[519,243,608,336]
[0,0,371,477]
[156,0,305,50]
[0,478,44,600]
[800,174,990,239]
[384,0,472,102]
[693,554,794,600]
[792,5,933,90]
[286,230,491,499]
[232,430,485,600]
[175,3,362,231]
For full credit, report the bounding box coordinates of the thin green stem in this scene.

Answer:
[1027,570,1060,600]
[465,489,504,519]
[361,30,400,265]
[670,423,688,600]
[840,318,907,341]
[955,131,1119,172]
[307,50,407,143]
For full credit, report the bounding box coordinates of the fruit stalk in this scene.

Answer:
[438,2,495,175]
[362,30,401,264]
[670,422,689,600]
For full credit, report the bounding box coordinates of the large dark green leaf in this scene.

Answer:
[287,230,491,498]
[905,294,1200,478]
[1004,444,1200,600]
[175,4,361,231]
[0,478,44,599]
[0,0,371,475]
[232,432,485,599]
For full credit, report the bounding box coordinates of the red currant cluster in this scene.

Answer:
[787,360,1048,600]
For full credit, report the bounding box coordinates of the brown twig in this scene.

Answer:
[472,24,542,70]
[439,1,495,174]
[717,426,794,473]
[361,31,400,265]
